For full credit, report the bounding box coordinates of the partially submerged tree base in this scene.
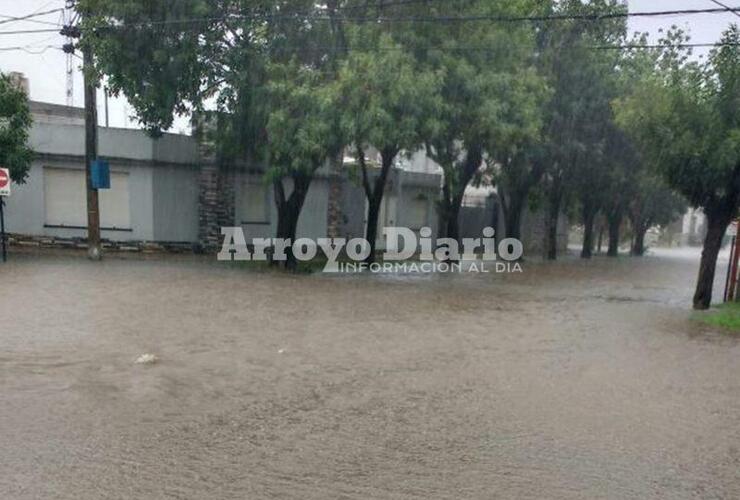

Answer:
[693,211,734,310]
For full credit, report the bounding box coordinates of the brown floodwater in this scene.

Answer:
[1,248,739,499]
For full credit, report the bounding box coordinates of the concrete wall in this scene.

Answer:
[5,159,157,242]
[338,175,366,240]
[29,122,196,163]
[234,172,331,243]
[395,170,440,239]
[5,118,200,243]
[459,196,498,241]
[336,168,441,247]
[7,107,446,249]
[520,208,569,255]
[457,194,569,257]
[297,177,330,241]
[152,164,200,243]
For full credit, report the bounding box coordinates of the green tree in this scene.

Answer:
[628,172,686,257]
[610,39,685,258]
[488,75,550,244]
[386,0,544,243]
[266,62,343,269]
[0,73,33,184]
[602,135,634,257]
[336,32,441,262]
[80,0,345,268]
[616,26,740,309]
[493,143,546,243]
[537,0,628,260]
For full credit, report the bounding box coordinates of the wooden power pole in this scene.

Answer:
[81,16,102,260]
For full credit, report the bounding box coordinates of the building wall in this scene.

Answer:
[457,194,569,257]
[299,179,330,241]
[5,159,157,242]
[681,208,707,246]
[459,195,498,242]
[152,164,200,243]
[520,207,569,255]
[5,115,199,243]
[29,122,195,163]
[336,168,440,249]
[395,170,440,238]
[234,172,332,243]
[338,176,366,241]
[8,102,516,252]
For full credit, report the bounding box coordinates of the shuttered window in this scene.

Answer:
[44,167,131,230]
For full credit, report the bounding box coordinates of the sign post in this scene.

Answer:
[726,220,740,302]
[0,167,10,263]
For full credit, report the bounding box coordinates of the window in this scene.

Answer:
[238,180,270,224]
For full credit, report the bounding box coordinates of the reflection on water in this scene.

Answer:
[1,248,739,499]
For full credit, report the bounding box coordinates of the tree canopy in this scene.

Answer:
[0,73,33,184]
[616,25,740,308]
[77,0,739,308]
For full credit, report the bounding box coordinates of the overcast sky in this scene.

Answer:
[1,0,738,133]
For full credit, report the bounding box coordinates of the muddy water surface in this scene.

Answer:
[1,249,739,499]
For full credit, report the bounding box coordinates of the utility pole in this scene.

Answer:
[64,1,102,260]
[83,34,102,260]
[0,198,6,263]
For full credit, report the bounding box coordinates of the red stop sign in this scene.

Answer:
[0,169,8,189]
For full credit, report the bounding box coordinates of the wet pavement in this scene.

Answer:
[1,248,739,499]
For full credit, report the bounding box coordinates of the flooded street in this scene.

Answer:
[2,249,740,499]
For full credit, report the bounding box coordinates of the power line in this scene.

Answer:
[596,42,740,50]
[707,0,740,19]
[1,7,733,36]
[0,44,57,54]
[259,41,740,53]
[0,40,734,55]
[0,8,63,26]
[88,7,740,30]
[0,15,60,27]
[339,7,740,23]
[335,0,446,12]
[0,28,59,36]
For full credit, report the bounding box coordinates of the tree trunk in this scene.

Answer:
[597,223,604,254]
[581,208,596,259]
[546,192,561,261]
[630,217,648,257]
[365,195,382,264]
[360,148,396,265]
[632,229,647,257]
[275,201,300,270]
[607,213,621,257]
[273,173,312,271]
[693,211,733,310]
[446,196,463,242]
[438,146,482,243]
[434,192,464,264]
[504,191,525,241]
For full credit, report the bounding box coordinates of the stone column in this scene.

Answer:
[197,153,221,252]
[217,167,236,230]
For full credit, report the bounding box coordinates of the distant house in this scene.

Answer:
[4,100,442,252]
[681,208,708,246]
